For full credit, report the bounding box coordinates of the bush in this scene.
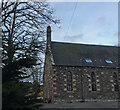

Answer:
[2,81,35,109]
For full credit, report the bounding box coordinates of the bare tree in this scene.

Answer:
[2,1,60,83]
[2,1,60,108]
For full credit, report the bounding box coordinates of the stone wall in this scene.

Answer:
[43,26,120,103]
[43,26,53,102]
[43,44,53,102]
[52,65,120,102]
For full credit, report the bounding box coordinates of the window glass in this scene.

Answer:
[105,60,112,63]
[85,59,92,63]
[67,71,72,91]
[91,72,96,91]
[113,72,118,91]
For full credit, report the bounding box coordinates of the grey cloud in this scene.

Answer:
[65,34,84,41]
[96,16,106,23]
[113,32,118,37]
[97,32,103,37]
[97,31,108,38]
[96,16,110,26]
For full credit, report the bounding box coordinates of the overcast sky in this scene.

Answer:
[49,2,118,46]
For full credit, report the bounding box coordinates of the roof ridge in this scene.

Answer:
[51,41,118,48]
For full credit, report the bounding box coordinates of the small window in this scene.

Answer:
[85,59,92,63]
[92,83,96,91]
[114,84,119,91]
[113,72,118,91]
[67,71,72,91]
[105,60,112,64]
[91,72,96,91]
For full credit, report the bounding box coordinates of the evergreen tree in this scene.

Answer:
[1,1,59,109]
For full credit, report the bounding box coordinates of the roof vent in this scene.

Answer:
[105,60,112,64]
[85,59,92,63]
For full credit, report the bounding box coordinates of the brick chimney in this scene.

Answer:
[47,26,51,45]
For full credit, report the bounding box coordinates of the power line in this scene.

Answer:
[64,1,78,40]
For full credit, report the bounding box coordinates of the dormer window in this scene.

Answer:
[105,60,112,64]
[85,59,92,63]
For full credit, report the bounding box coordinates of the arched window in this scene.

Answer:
[91,72,96,91]
[67,71,72,91]
[113,72,118,91]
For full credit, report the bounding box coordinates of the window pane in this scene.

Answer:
[67,71,72,91]
[85,59,92,63]
[105,60,112,63]
[92,84,96,91]
[113,72,118,91]
[91,72,96,91]
[114,84,119,91]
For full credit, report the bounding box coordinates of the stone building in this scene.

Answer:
[43,26,120,103]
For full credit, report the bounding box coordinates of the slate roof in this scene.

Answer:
[51,41,119,68]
